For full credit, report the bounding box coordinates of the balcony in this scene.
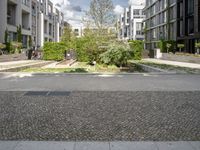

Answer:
[22,0,30,7]
[7,2,17,26]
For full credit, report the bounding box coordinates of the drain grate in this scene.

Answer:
[24,91,48,96]
[24,91,71,96]
[47,91,71,96]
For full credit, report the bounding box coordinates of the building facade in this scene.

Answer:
[118,4,145,41]
[143,0,177,50]
[144,0,200,54]
[177,0,200,53]
[0,0,64,48]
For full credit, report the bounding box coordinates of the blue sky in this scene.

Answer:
[51,0,144,27]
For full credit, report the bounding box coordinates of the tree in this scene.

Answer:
[17,25,22,43]
[4,29,8,44]
[28,35,32,48]
[61,25,73,43]
[177,44,184,52]
[195,42,200,54]
[88,0,115,33]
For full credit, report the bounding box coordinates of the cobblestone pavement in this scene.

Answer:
[0,91,199,141]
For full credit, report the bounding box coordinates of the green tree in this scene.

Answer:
[61,25,73,43]
[195,42,200,54]
[88,0,115,35]
[17,25,22,43]
[177,44,184,52]
[129,40,144,60]
[28,35,32,48]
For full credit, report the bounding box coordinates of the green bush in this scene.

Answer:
[195,42,200,48]
[11,42,22,53]
[129,40,144,60]
[6,42,12,53]
[159,40,176,53]
[0,43,5,50]
[100,42,131,67]
[74,38,90,62]
[43,42,67,61]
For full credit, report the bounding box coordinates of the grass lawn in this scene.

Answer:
[140,61,200,74]
[22,68,88,73]
[21,62,145,73]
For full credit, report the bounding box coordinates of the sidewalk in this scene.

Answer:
[0,60,53,71]
[0,141,199,150]
[0,53,27,62]
[143,58,200,69]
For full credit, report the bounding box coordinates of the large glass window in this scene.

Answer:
[187,0,194,15]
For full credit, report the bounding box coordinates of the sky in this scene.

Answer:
[51,0,145,27]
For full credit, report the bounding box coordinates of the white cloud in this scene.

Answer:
[51,0,70,6]
[129,0,145,5]
[114,5,124,15]
[51,0,83,27]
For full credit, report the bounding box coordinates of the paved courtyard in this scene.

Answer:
[0,91,199,141]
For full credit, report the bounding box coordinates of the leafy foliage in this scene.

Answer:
[43,42,68,61]
[195,42,200,48]
[129,40,144,60]
[17,25,22,43]
[89,0,115,30]
[158,40,176,53]
[100,42,131,67]
[0,43,6,50]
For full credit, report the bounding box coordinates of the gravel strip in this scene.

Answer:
[0,91,199,141]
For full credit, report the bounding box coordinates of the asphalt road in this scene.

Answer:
[0,73,200,91]
[0,91,199,141]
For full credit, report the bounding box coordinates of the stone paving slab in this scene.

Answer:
[110,142,157,150]
[75,142,109,150]
[143,58,200,69]
[0,141,199,150]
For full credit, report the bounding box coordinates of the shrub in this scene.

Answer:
[129,40,144,60]
[159,40,176,53]
[100,42,131,67]
[195,42,200,48]
[177,44,184,52]
[43,42,68,61]
[11,42,22,53]
[0,43,5,50]
[195,42,200,54]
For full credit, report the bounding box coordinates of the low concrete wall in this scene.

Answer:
[161,53,200,64]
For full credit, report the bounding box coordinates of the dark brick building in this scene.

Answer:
[177,0,200,53]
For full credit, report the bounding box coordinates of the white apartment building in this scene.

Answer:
[118,4,145,41]
[72,26,117,38]
[0,0,64,48]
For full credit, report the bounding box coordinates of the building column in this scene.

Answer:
[38,12,44,47]
[0,0,7,43]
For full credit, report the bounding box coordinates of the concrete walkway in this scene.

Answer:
[0,60,52,71]
[0,141,199,150]
[143,58,200,69]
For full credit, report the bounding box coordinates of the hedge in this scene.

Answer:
[43,42,67,61]
[159,40,176,53]
[129,40,144,60]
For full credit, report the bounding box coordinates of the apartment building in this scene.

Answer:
[0,0,64,48]
[143,0,177,50]
[118,4,145,41]
[177,0,200,53]
[72,26,117,38]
